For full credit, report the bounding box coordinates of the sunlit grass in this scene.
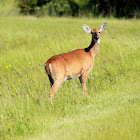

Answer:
[0,0,19,16]
[0,16,140,140]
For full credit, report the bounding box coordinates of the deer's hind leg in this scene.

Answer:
[48,59,66,99]
[48,74,54,87]
[50,79,64,99]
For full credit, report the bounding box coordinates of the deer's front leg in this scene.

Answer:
[81,72,88,96]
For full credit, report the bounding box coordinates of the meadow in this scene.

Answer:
[0,16,140,140]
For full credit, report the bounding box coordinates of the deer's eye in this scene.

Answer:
[99,32,101,33]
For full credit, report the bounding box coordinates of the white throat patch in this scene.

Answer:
[97,39,100,44]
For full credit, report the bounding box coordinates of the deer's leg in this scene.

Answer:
[79,75,84,93]
[50,78,64,99]
[48,74,54,87]
[79,75,82,85]
[48,57,67,99]
[49,63,66,99]
[81,72,88,96]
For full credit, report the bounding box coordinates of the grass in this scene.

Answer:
[0,0,19,16]
[0,16,140,140]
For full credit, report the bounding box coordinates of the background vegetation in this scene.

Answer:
[18,0,140,18]
[0,0,140,18]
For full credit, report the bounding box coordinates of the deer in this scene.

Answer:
[45,23,107,99]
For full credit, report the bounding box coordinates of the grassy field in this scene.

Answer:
[0,0,19,16]
[0,16,140,140]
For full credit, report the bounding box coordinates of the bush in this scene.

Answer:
[19,0,72,16]
[19,0,38,15]
[35,0,71,17]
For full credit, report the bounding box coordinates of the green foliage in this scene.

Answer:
[1,0,140,18]
[35,0,71,16]
[18,0,140,18]
[19,0,38,14]
[0,17,140,139]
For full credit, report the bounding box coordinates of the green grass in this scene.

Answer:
[0,16,140,140]
[0,0,19,16]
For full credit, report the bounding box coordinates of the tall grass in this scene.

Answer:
[0,16,140,140]
[0,0,19,16]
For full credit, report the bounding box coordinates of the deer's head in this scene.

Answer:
[83,23,107,44]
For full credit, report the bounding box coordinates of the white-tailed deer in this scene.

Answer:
[45,23,107,99]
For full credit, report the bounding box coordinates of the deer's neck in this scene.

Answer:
[85,38,100,58]
[90,43,99,58]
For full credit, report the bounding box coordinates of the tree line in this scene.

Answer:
[19,0,140,18]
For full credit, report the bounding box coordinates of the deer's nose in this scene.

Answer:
[95,36,99,40]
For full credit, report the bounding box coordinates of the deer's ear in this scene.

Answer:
[99,23,107,33]
[83,24,92,33]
